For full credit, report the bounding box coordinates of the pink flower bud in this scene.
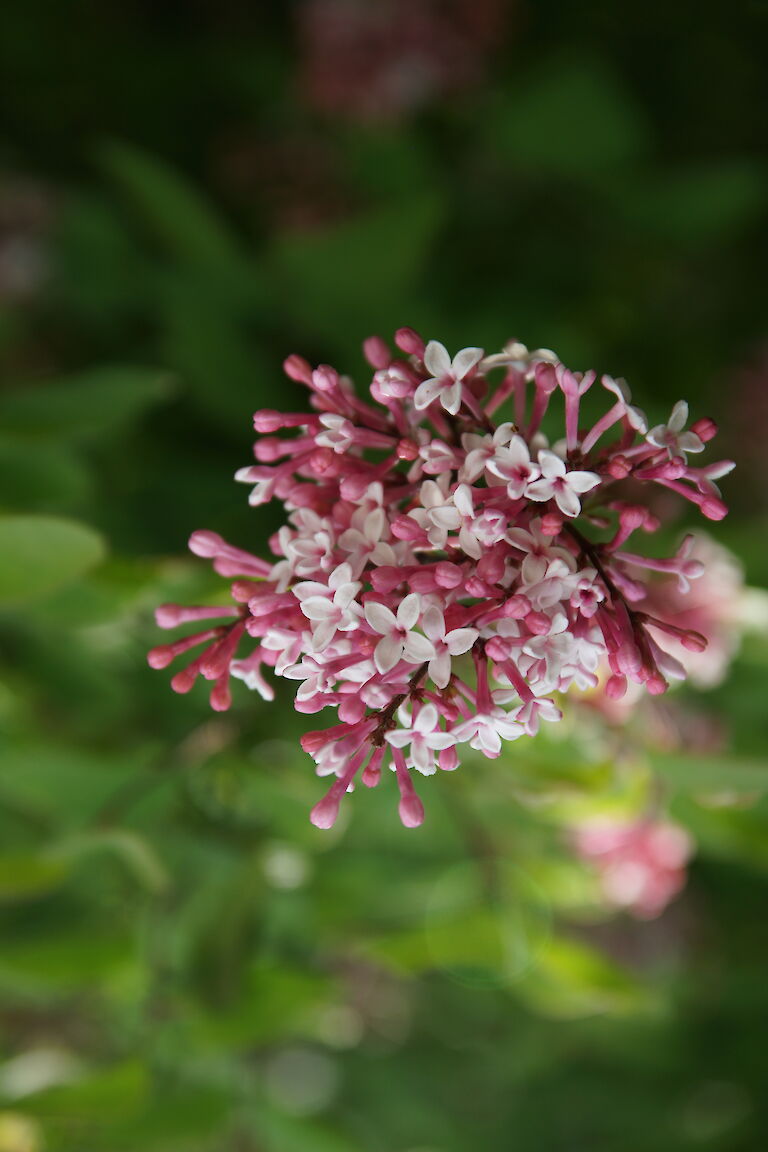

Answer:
[283,354,312,383]
[394,326,425,356]
[363,335,391,369]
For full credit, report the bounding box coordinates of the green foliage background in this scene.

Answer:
[0,2,767,1149]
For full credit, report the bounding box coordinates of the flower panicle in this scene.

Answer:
[150,328,733,828]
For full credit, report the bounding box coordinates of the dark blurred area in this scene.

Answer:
[0,2,767,1150]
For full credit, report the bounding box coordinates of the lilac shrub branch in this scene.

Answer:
[149,328,734,829]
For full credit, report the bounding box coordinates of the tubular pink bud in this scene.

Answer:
[363,335,391,369]
[540,513,563,537]
[605,674,627,699]
[394,326,425,356]
[435,562,463,589]
[310,792,341,830]
[189,530,223,557]
[691,416,718,442]
[701,496,728,520]
[283,354,312,383]
[253,410,285,433]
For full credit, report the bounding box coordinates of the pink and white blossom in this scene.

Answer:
[413,340,484,415]
[151,324,733,830]
[385,703,456,775]
[364,593,433,674]
[647,400,705,460]
[526,450,601,518]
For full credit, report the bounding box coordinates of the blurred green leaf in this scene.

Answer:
[0,366,174,445]
[517,936,657,1019]
[0,515,106,604]
[620,162,765,247]
[60,829,170,895]
[269,195,444,352]
[0,932,136,995]
[489,58,648,176]
[0,433,90,512]
[159,274,278,427]
[24,1060,148,1123]
[259,1107,361,1152]
[651,751,768,796]
[0,852,70,902]
[99,140,260,294]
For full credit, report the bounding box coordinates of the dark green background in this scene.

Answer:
[0,2,767,1150]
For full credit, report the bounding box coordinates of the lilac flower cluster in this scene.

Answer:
[149,327,733,829]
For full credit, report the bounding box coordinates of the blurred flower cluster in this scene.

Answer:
[151,327,733,832]
[296,0,505,121]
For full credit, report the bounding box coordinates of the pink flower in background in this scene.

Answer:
[637,534,752,688]
[573,818,693,919]
[150,325,733,829]
[296,0,506,122]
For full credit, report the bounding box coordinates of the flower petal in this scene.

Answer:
[538,449,566,479]
[414,703,439,733]
[668,400,689,432]
[404,632,436,663]
[385,729,413,748]
[677,431,705,454]
[397,593,421,631]
[445,628,478,655]
[422,605,446,643]
[413,376,444,411]
[429,651,452,689]
[451,346,484,379]
[566,469,601,494]
[364,601,397,635]
[442,379,463,415]
[554,485,582,518]
[424,340,452,378]
[374,635,403,674]
[526,479,555,502]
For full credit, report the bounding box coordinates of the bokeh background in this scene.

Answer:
[1,2,768,1149]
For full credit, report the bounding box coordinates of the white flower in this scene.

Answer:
[526,450,601,517]
[413,340,484,416]
[293,563,362,650]
[419,439,460,475]
[315,413,356,453]
[338,506,397,576]
[385,703,456,775]
[480,342,558,374]
[647,400,704,460]
[494,688,562,736]
[452,484,508,559]
[519,612,575,687]
[506,520,576,584]
[364,593,434,674]
[421,605,478,688]
[486,434,542,498]
[452,698,524,757]
[283,652,338,701]
[408,476,462,548]
[459,423,516,483]
[602,375,647,433]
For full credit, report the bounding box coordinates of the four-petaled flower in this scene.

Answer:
[293,563,362,649]
[385,703,456,775]
[486,434,542,498]
[364,592,434,673]
[452,697,525,757]
[413,340,484,415]
[526,450,601,517]
[647,400,705,460]
[421,605,478,689]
